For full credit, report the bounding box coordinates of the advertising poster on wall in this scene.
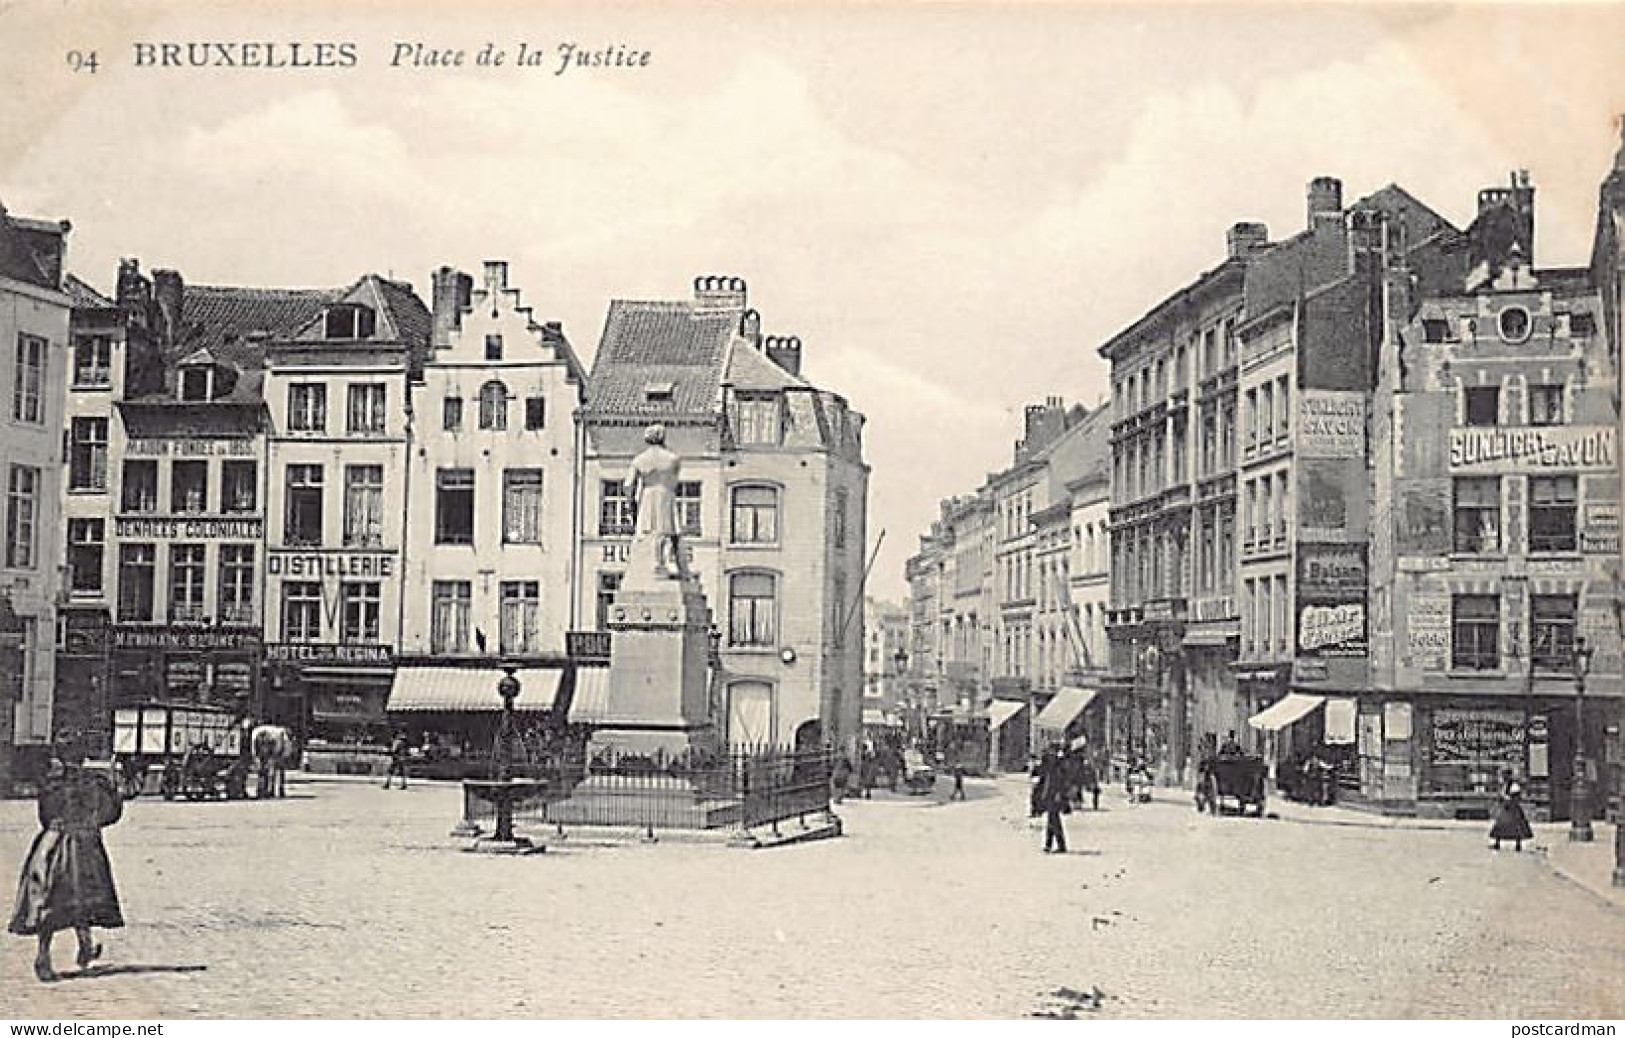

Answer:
[1397,393,1452,478]
[1298,600,1368,657]
[1298,390,1366,459]
[1299,458,1368,542]
[1582,499,1620,554]
[1403,593,1451,671]
[1395,479,1451,555]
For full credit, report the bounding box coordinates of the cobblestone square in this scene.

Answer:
[1,776,1621,1019]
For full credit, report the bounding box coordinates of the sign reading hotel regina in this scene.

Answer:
[1449,426,1616,472]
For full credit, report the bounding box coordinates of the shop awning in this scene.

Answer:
[387,667,562,713]
[1035,687,1097,731]
[987,699,1026,731]
[1247,693,1325,732]
[567,667,611,722]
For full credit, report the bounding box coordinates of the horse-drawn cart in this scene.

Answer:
[1194,753,1268,817]
[113,703,249,801]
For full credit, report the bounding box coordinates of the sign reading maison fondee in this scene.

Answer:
[125,438,255,457]
[265,642,394,666]
[115,517,263,540]
[1448,426,1616,472]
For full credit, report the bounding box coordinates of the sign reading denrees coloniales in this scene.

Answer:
[1449,426,1616,472]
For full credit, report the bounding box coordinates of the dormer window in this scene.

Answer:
[179,365,213,402]
[644,381,675,404]
[323,304,376,340]
[732,392,783,447]
[1422,319,1450,344]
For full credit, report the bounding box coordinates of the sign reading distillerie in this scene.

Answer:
[267,552,395,578]
[1449,426,1616,472]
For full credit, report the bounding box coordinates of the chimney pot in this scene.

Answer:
[482,260,508,293]
[1307,176,1343,228]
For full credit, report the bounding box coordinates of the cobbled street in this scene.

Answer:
[1,775,1621,1019]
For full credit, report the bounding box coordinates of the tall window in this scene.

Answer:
[12,334,44,423]
[1259,383,1274,443]
[1277,377,1291,440]
[500,581,541,655]
[121,459,158,512]
[435,469,475,544]
[443,396,462,431]
[485,334,504,361]
[1260,578,1273,656]
[675,481,702,537]
[284,465,324,546]
[430,581,472,654]
[502,469,543,544]
[117,544,156,621]
[287,383,327,433]
[341,582,381,643]
[221,461,257,513]
[726,680,775,746]
[524,397,545,430]
[1530,595,1577,671]
[171,460,208,514]
[218,545,255,624]
[600,479,636,536]
[1464,386,1500,427]
[730,485,779,544]
[733,394,783,446]
[833,487,849,549]
[343,465,384,547]
[1528,476,1578,552]
[1452,477,1500,554]
[69,418,108,491]
[283,582,322,642]
[346,383,386,434]
[5,465,38,569]
[73,336,111,387]
[1529,385,1565,426]
[478,381,508,430]
[1451,594,1500,670]
[169,543,207,621]
[728,572,778,647]
[67,519,104,595]
[595,572,622,631]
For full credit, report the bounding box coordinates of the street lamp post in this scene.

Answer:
[1570,636,1595,843]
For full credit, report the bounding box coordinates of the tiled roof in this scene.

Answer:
[0,210,66,292]
[128,283,339,404]
[725,338,805,392]
[64,273,114,309]
[585,300,734,415]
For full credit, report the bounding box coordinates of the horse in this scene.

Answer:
[250,725,297,798]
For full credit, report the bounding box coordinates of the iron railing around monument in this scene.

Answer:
[457,744,835,835]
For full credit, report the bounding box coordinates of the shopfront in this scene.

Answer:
[265,642,394,764]
[108,624,261,714]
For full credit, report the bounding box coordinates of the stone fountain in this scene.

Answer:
[461,665,548,855]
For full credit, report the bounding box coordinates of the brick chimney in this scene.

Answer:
[693,274,747,314]
[1226,222,1269,258]
[152,268,183,348]
[739,308,762,346]
[1308,176,1343,229]
[431,266,473,347]
[764,334,801,377]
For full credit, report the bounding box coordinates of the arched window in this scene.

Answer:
[478,381,509,430]
[726,680,775,747]
[727,571,778,647]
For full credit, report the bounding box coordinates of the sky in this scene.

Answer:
[3,2,1624,602]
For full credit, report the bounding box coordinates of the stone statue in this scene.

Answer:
[626,424,684,580]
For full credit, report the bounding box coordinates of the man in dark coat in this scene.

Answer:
[1039,748,1070,853]
[383,732,411,790]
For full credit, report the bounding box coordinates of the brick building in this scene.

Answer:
[576,276,869,756]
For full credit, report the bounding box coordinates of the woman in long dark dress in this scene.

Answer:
[1489,772,1534,852]
[9,740,124,981]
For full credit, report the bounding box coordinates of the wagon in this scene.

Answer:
[112,703,248,800]
[1194,754,1268,817]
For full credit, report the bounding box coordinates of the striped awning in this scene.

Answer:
[1035,687,1098,731]
[386,667,563,713]
[567,667,612,723]
[1247,693,1325,732]
[987,699,1026,732]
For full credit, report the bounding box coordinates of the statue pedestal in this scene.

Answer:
[590,574,719,762]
